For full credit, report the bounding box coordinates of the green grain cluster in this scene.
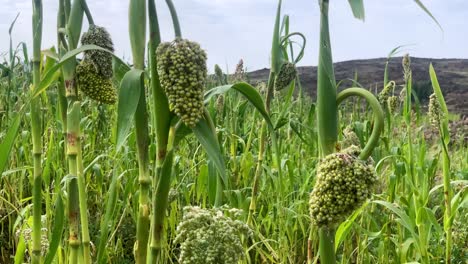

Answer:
[310,146,377,227]
[76,60,117,104]
[156,39,207,127]
[174,206,251,264]
[81,25,114,78]
[274,62,297,90]
[428,93,442,128]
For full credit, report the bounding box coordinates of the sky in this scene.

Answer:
[1,0,468,73]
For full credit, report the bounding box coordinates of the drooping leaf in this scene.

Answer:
[412,0,442,30]
[204,82,273,128]
[348,0,365,20]
[192,117,227,188]
[116,69,144,151]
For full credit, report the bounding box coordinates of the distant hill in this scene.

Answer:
[247,57,468,115]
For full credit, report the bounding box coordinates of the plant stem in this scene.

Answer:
[31,1,43,263]
[319,228,336,264]
[66,102,81,264]
[129,1,151,263]
[165,0,181,37]
[316,0,338,263]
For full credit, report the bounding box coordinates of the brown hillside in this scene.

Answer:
[247,57,468,115]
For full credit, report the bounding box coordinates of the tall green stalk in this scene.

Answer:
[315,1,337,261]
[147,0,174,261]
[128,1,151,263]
[62,0,84,262]
[313,1,384,263]
[31,1,43,263]
[429,64,452,264]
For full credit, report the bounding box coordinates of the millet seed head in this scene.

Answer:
[76,60,117,104]
[156,38,207,127]
[428,93,443,128]
[274,62,297,90]
[402,54,411,81]
[81,25,114,78]
[387,96,399,114]
[309,146,377,228]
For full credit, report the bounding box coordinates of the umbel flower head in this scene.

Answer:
[274,62,297,90]
[309,146,377,228]
[81,25,114,78]
[175,206,252,264]
[76,60,117,104]
[156,38,207,127]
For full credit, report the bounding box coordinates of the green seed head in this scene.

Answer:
[81,25,114,78]
[214,64,224,83]
[387,96,399,114]
[274,62,297,90]
[309,146,377,228]
[378,81,394,105]
[76,60,117,104]
[342,126,360,148]
[156,38,207,127]
[428,93,443,128]
[402,54,411,81]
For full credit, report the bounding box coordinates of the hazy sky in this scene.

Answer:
[1,0,467,72]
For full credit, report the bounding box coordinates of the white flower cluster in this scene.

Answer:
[175,206,252,264]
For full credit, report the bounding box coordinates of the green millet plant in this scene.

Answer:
[76,60,117,104]
[274,61,297,90]
[156,39,207,127]
[309,146,376,228]
[175,206,252,264]
[81,25,114,78]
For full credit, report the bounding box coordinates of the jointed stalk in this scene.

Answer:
[315,1,337,262]
[128,1,152,263]
[31,1,43,263]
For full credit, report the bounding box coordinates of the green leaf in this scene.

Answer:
[335,202,367,251]
[116,69,144,152]
[0,112,22,175]
[96,169,121,264]
[348,0,365,20]
[43,195,65,264]
[35,44,128,97]
[412,0,442,30]
[204,82,273,128]
[112,57,131,83]
[192,117,227,188]
[429,64,449,143]
[373,200,416,236]
[14,235,26,264]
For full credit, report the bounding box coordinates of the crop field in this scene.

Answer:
[0,0,467,264]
